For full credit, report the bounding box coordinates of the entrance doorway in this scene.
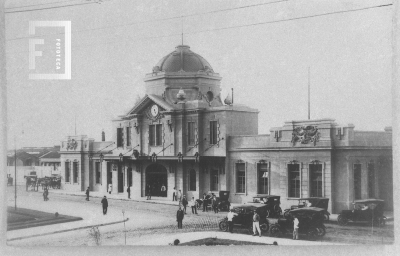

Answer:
[146,163,167,197]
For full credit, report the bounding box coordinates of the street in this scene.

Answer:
[6,186,394,246]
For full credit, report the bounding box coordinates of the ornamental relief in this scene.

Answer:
[66,138,78,150]
[291,126,320,146]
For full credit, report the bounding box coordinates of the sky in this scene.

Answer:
[4,0,393,148]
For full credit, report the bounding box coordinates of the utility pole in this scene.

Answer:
[14,135,17,210]
[308,67,310,120]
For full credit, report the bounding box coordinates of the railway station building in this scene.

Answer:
[59,45,393,213]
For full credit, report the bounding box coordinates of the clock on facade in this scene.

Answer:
[151,104,159,117]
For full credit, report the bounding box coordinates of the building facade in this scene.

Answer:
[58,45,393,213]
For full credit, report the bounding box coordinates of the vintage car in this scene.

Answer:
[250,195,282,218]
[219,204,270,234]
[283,197,330,221]
[269,207,326,238]
[337,199,386,226]
[217,191,231,212]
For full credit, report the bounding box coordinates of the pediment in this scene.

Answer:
[125,94,175,117]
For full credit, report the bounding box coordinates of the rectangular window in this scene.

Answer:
[210,169,219,191]
[188,122,195,145]
[95,162,101,184]
[117,128,123,147]
[65,161,70,182]
[126,127,131,147]
[149,124,162,146]
[309,164,323,197]
[354,164,362,200]
[236,163,245,193]
[258,163,269,194]
[210,121,217,144]
[73,162,78,183]
[288,164,300,198]
[189,169,196,191]
[156,124,162,146]
[149,125,155,146]
[368,162,375,198]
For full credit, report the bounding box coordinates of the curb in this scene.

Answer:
[7,218,130,242]
[49,191,179,206]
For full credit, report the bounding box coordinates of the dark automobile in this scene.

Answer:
[250,195,282,218]
[219,204,270,234]
[217,191,231,212]
[337,199,386,226]
[269,207,326,238]
[283,197,330,221]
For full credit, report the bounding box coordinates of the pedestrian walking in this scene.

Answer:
[146,184,152,200]
[176,206,184,229]
[293,217,299,240]
[190,196,198,214]
[172,187,177,201]
[85,187,90,201]
[177,189,182,202]
[43,187,49,201]
[182,195,188,214]
[202,193,209,212]
[212,195,219,213]
[227,209,238,233]
[101,196,108,215]
[252,211,261,237]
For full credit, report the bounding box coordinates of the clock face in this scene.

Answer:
[151,104,159,116]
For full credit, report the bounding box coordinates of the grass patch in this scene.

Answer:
[179,237,274,246]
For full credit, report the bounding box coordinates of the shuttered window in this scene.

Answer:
[65,161,70,182]
[354,164,362,200]
[117,128,123,147]
[73,162,79,183]
[210,121,217,144]
[188,122,195,145]
[126,127,131,147]
[368,162,375,198]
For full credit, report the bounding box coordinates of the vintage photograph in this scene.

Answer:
[1,0,395,249]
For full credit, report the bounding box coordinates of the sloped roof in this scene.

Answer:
[40,151,60,159]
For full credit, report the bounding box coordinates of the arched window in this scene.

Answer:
[189,169,196,191]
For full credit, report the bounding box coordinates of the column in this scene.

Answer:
[112,163,118,194]
[101,161,108,194]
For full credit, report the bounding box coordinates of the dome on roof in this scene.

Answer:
[153,45,214,73]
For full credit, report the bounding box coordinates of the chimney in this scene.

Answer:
[102,130,105,141]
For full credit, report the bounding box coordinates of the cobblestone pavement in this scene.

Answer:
[6,186,394,246]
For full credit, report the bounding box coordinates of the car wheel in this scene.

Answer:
[269,224,281,237]
[247,225,254,234]
[324,213,330,221]
[316,225,326,237]
[307,227,318,239]
[260,223,269,232]
[337,215,348,226]
[219,219,228,231]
